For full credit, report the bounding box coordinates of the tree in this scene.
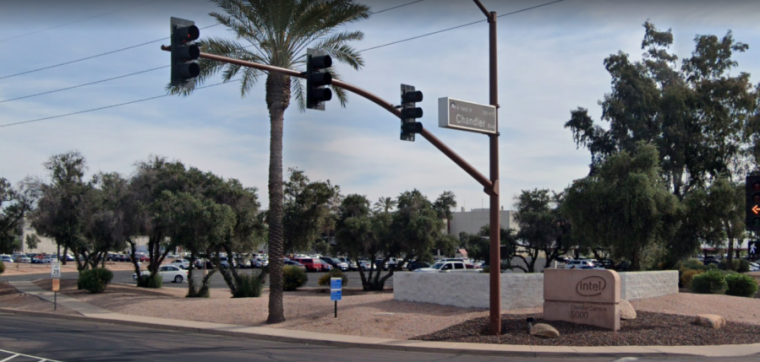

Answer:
[28,151,89,268]
[565,22,756,196]
[172,0,371,324]
[0,178,34,254]
[283,169,340,254]
[563,143,681,270]
[373,196,397,214]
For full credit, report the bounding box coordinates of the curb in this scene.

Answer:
[5,308,760,358]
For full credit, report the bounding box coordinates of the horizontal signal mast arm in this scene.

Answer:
[161,45,493,191]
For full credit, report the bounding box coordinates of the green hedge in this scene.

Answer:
[233,272,266,298]
[317,269,348,287]
[283,265,307,291]
[78,268,114,293]
[137,273,162,289]
[725,273,759,298]
[690,270,727,294]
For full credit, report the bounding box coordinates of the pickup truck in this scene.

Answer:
[413,261,482,273]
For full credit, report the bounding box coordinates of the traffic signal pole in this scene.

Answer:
[473,0,502,336]
[163,32,502,334]
[163,46,493,190]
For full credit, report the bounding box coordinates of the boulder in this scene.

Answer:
[695,314,726,329]
[619,299,637,320]
[530,323,560,338]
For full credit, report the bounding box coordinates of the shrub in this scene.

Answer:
[318,269,348,287]
[233,271,266,298]
[681,259,704,271]
[0,261,4,275]
[137,273,162,288]
[706,263,719,271]
[690,270,727,294]
[718,259,742,271]
[283,265,307,291]
[725,273,759,298]
[680,269,703,289]
[481,266,490,274]
[78,268,114,293]
[738,259,750,273]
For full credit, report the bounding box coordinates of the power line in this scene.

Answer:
[0,0,419,82]
[369,0,424,15]
[359,0,565,52]
[0,0,164,43]
[0,66,168,104]
[0,81,237,129]
[0,23,220,81]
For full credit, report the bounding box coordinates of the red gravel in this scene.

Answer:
[413,312,760,346]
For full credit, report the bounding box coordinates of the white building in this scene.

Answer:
[448,207,519,237]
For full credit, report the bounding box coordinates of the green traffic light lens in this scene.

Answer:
[753,218,760,227]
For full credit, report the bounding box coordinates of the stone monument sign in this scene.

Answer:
[543,269,621,331]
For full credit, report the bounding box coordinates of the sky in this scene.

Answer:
[1,0,759,212]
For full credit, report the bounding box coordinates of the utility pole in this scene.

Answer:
[474,0,501,336]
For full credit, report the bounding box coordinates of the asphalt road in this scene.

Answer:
[3,313,757,362]
[2,268,395,289]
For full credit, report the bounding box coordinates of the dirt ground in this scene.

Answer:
[0,281,79,316]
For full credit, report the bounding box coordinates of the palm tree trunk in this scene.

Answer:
[266,73,290,324]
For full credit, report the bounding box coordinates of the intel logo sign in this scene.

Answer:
[576,276,606,296]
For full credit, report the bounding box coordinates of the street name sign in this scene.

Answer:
[438,97,497,134]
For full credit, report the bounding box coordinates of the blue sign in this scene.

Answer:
[331,290,342,301]
[330,277,342,290]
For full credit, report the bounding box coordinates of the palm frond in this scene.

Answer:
[291,76,306,112]
[311,31,365,70]
[326,67,348,108]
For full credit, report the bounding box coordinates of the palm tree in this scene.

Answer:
[173,0,370,324]
[373,196,397,213]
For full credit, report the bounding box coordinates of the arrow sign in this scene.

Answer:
[753,205,760,215]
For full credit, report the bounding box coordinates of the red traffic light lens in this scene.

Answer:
[753,181,760,191]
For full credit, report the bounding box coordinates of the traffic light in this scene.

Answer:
[400,84,423,142]
[746,175,760,232]
[306,49,332,110]
[170,17,200,88]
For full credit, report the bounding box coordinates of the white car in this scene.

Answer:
[564,260,603,269]
[414,261,480,273]
[169,259,190,269]
[133,265,188,283]
[749,262,760,272]
[0,255,13,264]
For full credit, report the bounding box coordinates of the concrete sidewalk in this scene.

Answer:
[8,281,760,358]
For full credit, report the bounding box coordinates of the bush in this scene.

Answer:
[690,270,727,294]
[318,269,348,287]
[233,271,266,298]
[681,259,704,271]
[481,266,490,274]
[680,269,703,289]
[738,259,750,273]
[718,259,741,271]
[78,268,114,293]
[0,261,4,275]
[283,265,307,291]
[725,273,759,298]
[706,263,719,271]
[137,273,162,288]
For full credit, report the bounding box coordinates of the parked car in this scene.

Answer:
[335,257,358,271]
[133,265,188,283]
[41,256,53,264]
[357,260,372,271]
[12,254,31,263]
[565,260,602,269]
[170,259,190,269]
[703,256,719,266]
[292,257,324,272]
[252,258,269,268]
[406,260,430,271]
[0,255,13,264]
[284,259,307,271]
[414,261,480,273]
[320,257,348,271]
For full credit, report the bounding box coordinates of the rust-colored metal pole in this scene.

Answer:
[474,0,502,336]
[162,46,494,190]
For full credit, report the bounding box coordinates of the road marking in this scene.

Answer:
[612,358,638,362]
[0,348,63,362]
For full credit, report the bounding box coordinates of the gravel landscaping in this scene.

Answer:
[0,281,79,316]
[414,311,760,346]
